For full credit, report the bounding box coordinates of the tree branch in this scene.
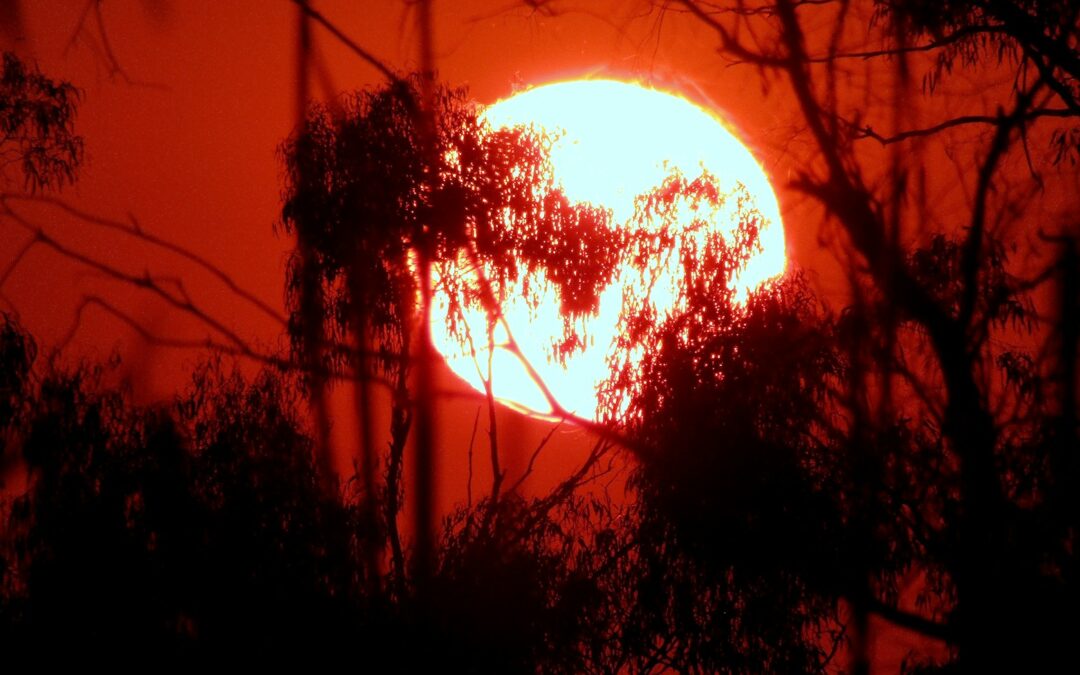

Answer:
[852,107,1074,146]
[291,0,409,92]
[867,597,953,642]
[0,193,287,326]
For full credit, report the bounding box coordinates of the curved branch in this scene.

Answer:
[853,107,1074,146]
[804,24,1008,63]
[867,597,953,642]
[675,0,788,66]
[291,0,408,91]
[0,193,287,326]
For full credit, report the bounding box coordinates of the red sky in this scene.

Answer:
[0,1,799,396]
[0,0,809,500]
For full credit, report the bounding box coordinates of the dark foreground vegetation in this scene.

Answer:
[0,275,845,671]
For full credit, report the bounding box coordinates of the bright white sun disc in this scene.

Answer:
[432,79,786,420]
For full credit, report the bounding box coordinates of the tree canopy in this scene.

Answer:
[1,2,1078,671]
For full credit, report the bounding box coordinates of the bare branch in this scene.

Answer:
[291,0,408,90]
[675,0,787,66]
[960,83,1044,329]
[508,420,564,494]
[54,293,390,387]
[852,107,1075,146]
[803,24,1008,64]
[64,0,168,90]
[0,234,36,290]
[867,597,954,642]
[0,193,287,326]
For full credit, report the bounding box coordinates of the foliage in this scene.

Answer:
[0,311,34,454]
[646,0,1080,670]
[5,1,1080,667]
[615,270,848,671]
[427,495,609,673]
[0,330,362,663]
[278,77,614,377]
[275,70,860,672]
[0,52,82,192]
[873,0,1080,159]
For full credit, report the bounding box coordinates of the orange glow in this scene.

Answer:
[432,79,786,420]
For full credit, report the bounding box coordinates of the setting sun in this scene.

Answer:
[431,79,786,420]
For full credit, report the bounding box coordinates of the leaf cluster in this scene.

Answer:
[0,52,83,192]
[0,329,361,664]
[278,77,619,376]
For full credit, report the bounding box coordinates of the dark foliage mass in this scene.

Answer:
[0,339,360,663]
[0,312,787,671]
[278,77,616,378]
[0,52,82,192]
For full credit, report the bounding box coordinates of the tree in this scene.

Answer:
[277,62,861,670]
[277,74,618,594]
[568,0,1080,670]
[0,43,641,668]
[0,338,394,664]
[4,2,1078,670]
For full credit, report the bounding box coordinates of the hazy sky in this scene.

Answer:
[2,1,791,401]
[1,0,780,519]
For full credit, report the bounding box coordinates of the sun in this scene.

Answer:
[431,79,786,421]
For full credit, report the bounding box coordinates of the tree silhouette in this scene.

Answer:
[0,326,365,663]
[586,0,1080,670]
[2,3,1078,671]
[278,76,617,394]
[277,74,618,595]
[275,65,877,671]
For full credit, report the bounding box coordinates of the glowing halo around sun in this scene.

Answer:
[431,79,786,421]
